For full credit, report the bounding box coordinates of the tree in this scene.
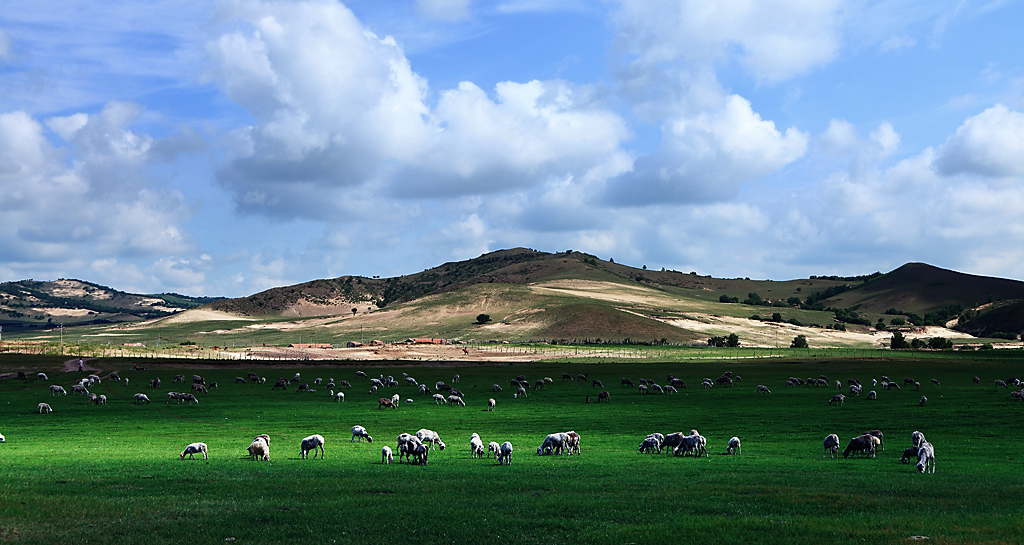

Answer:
[791,335,808,349]
[351,308,358,316]
[726,333,740,347]
[476,314,491,324]
[890,330,909,349]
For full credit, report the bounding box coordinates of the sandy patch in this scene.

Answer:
[157,308,256,325]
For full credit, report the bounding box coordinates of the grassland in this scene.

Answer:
[2,353,1024,544]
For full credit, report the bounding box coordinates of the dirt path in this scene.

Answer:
[62,358,100,373]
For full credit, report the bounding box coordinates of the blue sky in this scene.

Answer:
[1,0,1022,297]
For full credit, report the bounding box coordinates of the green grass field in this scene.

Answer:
[2,354,1024,544]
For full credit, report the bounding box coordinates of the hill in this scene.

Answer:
[0,279,221,331]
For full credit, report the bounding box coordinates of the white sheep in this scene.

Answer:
[333,391,345,402]
[537,433,566,456]
[300,434,325,459]
[248,437,270,461]
[867,390,877,400]
[391,393,400,406]
[470,433,485,458]
[0,432,4,443]
[564,431,581,455]
[488,441,501,458]
[416,429,446,450]
[823,434,840,459]
[916,442,935,473]
[133,393,151,404]
[828,394,845,406]
[180,442,208,460]
[382,445,393,465]
[672,434,701,456]
[498,441,513,465]
[638,436,661,454]
[919,396,928,406]
[487,398,496,411]
[447,395,466,407]
[911,431,926,448]
[727,436,741,455]
[514,387,527,398]
[38,402,53,414]
[351,425,373,443]
[756,385,771,394]
[433,393,446,405]
[37,372,48,381]
[97,394,107,405]
[49,385,67,396]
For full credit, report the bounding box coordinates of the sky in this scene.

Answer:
[1,0,1023,298]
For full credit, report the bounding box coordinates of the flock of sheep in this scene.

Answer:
[12,365,994,474]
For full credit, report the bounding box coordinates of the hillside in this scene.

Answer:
[0,279,220,331]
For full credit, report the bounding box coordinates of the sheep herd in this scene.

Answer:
[10,366,989,476]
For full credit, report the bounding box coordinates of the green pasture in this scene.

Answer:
[2,354,1024,544]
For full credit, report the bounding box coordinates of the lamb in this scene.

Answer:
[911,431,926,448]
[38,402,53,414]
[650,384,664,394]
[562,431,581,455]
[513,387,527,398]
[248,437,270,461]
[930,378,940,386]
[919,396,927,406]
[235,377,246,384]
[300,434,325,459]
[416,429,446,450]
[727,436,741,455]
[378,398,396,410]
[489,441,501,458]
[867,390,877,400]
[995,379,1008,388]
[180,442,208,460]
[487,398,496,411]
[381,445,393,465]
[37,372,48,381]
[864,430,884,451]
[597,391,610,402]
[900,446,920,464]
[447,395,466,407]
[637,384,649,394]
[491,384,502,392]
[167,392,182,404]
[470,433,486,459]
[333,391,345,402]
[823,434,840,459]
[133,393,151,404]
[396,434,422,463]
[498,441,513,465]
[916,442,935,473]
[180,393,199,404]
[828,394,845,406]
[351,425,373,443]
[592,379,603,388]
[672,434,702,456]
[537,433,566,456]
[96,394,107,405]
[391,393,400,406]
[49,385,67,396]
[756,385,771,394]
[433,393,446,405]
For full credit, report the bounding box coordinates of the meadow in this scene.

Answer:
[2,354,1023,544]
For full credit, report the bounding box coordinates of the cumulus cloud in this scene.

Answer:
[604,95,807,205]
[934,104,1024,177]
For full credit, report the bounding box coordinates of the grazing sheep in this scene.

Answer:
[664,385,678,394]
[727,436,741,455]
[650,384,664,394]
[638,384,649,394]
[451,388,464,398]
[0,433,4,443]
[828,394,845,406]
[300,434,325,459]
[49,385,67,396]
[913,381,921,391]
[38,402,53,414]
[351,426,373,443]
[563,431,581,455]
[823,434,840,459]
[498,441,513,465]
[916,442,935,473]
[235,377,246,384]
[433,393,446,405]
[448,395,466,407]
[638,436,661,454]
[382,445,393,464]
[452,374,460,384]
[562,373,573,381]
[513,387,527,399]
[702,379,713,389]
[416,429,446,451]
[842,435,875,458]
[180,442,208,460]
[491,384,502,392]
[487,398,496,411]
[592,379,603,388]
[37,372,48,381]
[272,378,288,390]
[930,378,940,386]
[333,391,345,402]
[133,393,151,404]
[534,379,546,389]
[488,441,501,458]
[378,397,397,410]
[577,373,587,381]
[72,384,89,396]
[756,385,771,394]
[96,394,107,405]
[911,431,926,447]
[597,391,610,403]
[621,378,634,387]
[867,390,877,400]
[470,433,486,459]
[995,379,1008,388]
[834,380,841,389]
[973,376,981,385]
[248,437,270,461]
[900,447,920,464]
[672,434,702,457]
[537,433,566,456]
[864,430,884,451]
[919,396,927,406]
[180,393,199,405]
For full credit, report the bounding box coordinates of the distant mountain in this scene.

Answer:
[0,279,222,331]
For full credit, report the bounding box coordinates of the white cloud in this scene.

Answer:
[0,28,11,62]
[879,34,917,53]
[417,0,471,21]
[604,95,807,204]
[934,104,1024,177]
